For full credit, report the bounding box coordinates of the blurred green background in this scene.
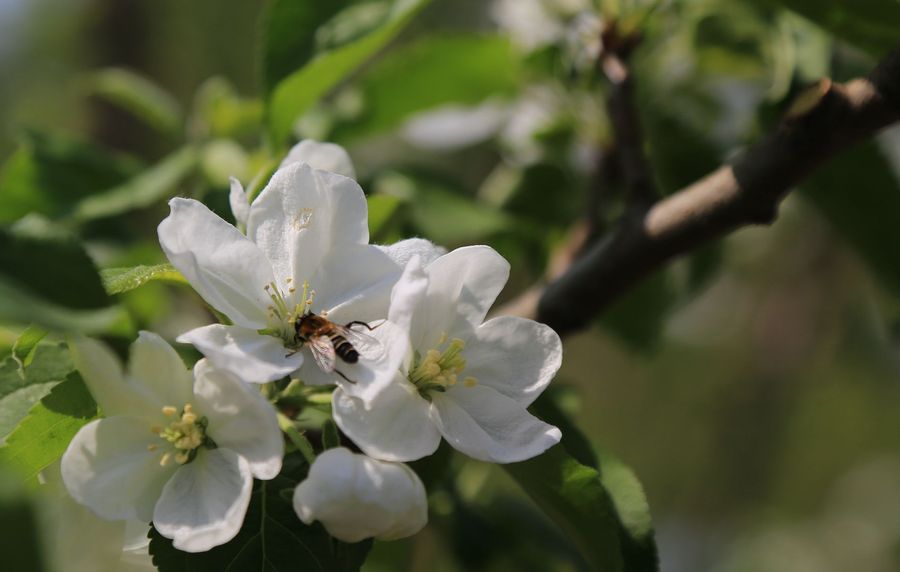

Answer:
[1,0,900,570]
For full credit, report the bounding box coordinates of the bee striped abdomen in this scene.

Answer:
[332,335,359,363]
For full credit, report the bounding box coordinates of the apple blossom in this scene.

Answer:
[159,158,408,389]
[61,332,283,553]
[292,447,427,543]
[40,462,155,572]
[334,246,563,463]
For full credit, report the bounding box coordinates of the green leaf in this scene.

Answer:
[0,222,126,333]
[367,194,401,237]
[0,372,97,483]
[85,67,183,135]
[69,146,196,222]
[267,0,432,145]
[531,389,660,571]
[0,223,109,310]
[0,342,73,443]
[333,34,521,140]
[149,454,372,571]
[597,449,659,572]
[505,445,625,572]
[0,279,126,334]
[260,0,351,96]
[762,0,900,57]
[800,141,900,295]
[101,263,188,295]
[11,325,48,374]
[0,131,140,224]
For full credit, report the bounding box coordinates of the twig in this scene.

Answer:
[498,47,900,337]
[600,24,656,208]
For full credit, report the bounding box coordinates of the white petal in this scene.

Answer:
[153,448,252,553]
[280,140,357,179]
[177,324,304,384]
[42,461,128,572]
[191,359,283,480]
[413,246,510,348]
[127,331,193,409]
[431,384,561,463]
[377,238,446,268]
[229,177,250,227]
[333,378,440,462]
[122,519,152,552]
[386,256,428,338]
[61,417,177,521]
[464,316,562,406]
[246,162,368,283]
[68,336,159,419]
[401,101,509,151]
[309,244,400,324]
[293,448,427,542]
[158,198,274,328]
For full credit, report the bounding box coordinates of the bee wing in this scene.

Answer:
[306,335,336,373]
[338,323,383,360]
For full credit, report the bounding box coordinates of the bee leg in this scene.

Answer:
[345,320,378,331]
[334,369,358,384]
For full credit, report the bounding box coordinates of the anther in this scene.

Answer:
[162,406,177,417]
[160,452,172,467]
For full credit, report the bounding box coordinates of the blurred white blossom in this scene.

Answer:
[61,333,283,553]
[293,447,427,543]
[39,462,154,572]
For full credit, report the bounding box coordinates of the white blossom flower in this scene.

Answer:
[333,247,563,463]
[292,447,427,543]
[279,139,356,179]
[229,140,357,228]
[61,332,283,553]
[40,462,155,572]
[159,159,408,391]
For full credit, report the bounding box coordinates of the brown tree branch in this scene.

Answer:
[498,47,900,337]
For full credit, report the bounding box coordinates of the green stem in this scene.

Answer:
[277,412,316,465]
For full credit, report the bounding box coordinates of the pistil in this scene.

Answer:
[153,404,213,466]
[409,336,478,400]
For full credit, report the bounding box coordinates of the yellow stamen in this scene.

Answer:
[160,452,172,467]
[162,406,177,417]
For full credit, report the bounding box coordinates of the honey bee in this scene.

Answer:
[294,314,379,382]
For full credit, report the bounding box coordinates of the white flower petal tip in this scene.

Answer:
[377,238,446,268]
[61,336,282,552]
[292,448,427,543]
[280,139,357,180]
[229,177,250,227]
[177,324,304,384]
[154,449,253,553]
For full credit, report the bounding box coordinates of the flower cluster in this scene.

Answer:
[61,140,563,553]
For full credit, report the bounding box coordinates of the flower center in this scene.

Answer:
[259,279,318,347]
[408,335,477,400]
[149,404,214,466]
